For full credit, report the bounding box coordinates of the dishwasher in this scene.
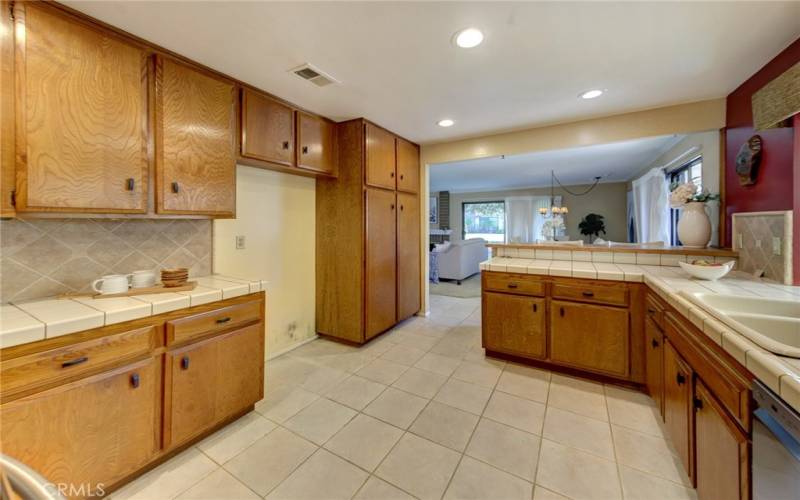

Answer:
[752,380,800,500]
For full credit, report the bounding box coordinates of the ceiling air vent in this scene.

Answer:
[290,63,339,87]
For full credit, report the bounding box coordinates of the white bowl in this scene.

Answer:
[679,260,734,281]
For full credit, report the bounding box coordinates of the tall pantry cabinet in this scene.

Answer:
[316,119,421,343]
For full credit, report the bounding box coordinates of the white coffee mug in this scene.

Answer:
[92,274,130,295]
[130,270,156,289]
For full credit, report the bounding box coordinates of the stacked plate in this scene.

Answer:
[161,268,189,287]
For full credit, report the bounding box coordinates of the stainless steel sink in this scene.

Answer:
[682,292,800,358]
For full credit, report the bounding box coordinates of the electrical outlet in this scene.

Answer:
[287,321,297,339]
[235,235,246,249]
[773,237,782,256]
[755,239,762,249]
[736,233,743,249]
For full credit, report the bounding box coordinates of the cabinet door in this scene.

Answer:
[397,192,420,321]
[0,358,159,491]
[484,292,546,359]
[165,324,263,447]
[365,188,397,339]
[1,1,14,216]
[663,339,694,482]
[695,380,748,500]
[156,56,236,216]
[550,300,629,376]
[365,122,396,189]
[15,4,148,213]
[296,111,336,175]
[241,89,294,166]
[645,317,665,416]
[396,137,419,193]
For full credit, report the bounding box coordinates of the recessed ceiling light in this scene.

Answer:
[454,28,484,48]
[438,119,455,127]
[579,89,604,99]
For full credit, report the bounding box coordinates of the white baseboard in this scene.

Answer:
[267,335,318,360]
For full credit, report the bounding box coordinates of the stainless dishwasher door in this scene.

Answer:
[752,380,800,500]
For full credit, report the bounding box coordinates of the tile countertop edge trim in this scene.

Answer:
[481,257,800,414]
[1,275,267,348]
[488,243,738,257]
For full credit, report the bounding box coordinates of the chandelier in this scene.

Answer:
[538,170,602,217]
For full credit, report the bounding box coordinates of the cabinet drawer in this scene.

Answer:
[484,273,545,296]
[552,282,628,306]
[646,294,666,330]
[167,299,262,346]
[0,326,157,399]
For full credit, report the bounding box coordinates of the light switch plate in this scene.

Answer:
[773,237,782,256]
[235,235,246,250]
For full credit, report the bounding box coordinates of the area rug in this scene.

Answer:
[430,273,481,298]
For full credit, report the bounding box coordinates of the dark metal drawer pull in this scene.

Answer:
[181,356,190,370]
[647,308,657,315]
[302,146,309,154]
[694,397,703,411]
[560,307,565,317]
[216,317,232,324]
[507,283,518,289]
[130,373,140,389]
[532,304,538,313]
[282,141,290,150]
[61,356,88,368]
[582,291,595,297]
[126,178,135,191]
[676,373,686,385]
[651,339,659,348]
[171,181,180,193]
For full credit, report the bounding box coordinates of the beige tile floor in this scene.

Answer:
[111,295,697,500]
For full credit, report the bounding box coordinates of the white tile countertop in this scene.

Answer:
[481,257,800,413]
[0,275,268,349]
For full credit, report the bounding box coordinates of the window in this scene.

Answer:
[668,157,702,246]
[463,201,505,242]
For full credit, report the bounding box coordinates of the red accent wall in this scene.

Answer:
[723,37,800,284]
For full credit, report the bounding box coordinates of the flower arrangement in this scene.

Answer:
[669,182,719,209]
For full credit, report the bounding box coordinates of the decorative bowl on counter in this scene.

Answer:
[679,260,734,281]
[161,268,189,287]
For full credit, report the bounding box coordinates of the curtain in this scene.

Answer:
[632,168,670,244]
[505,196,551,243]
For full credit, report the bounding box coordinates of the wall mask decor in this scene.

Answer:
[735,135,762,186]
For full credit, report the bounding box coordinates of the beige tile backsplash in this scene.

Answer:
[732,211,793,284]
[0,219,211,303]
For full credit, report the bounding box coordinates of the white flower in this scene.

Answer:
[670,182,696,208]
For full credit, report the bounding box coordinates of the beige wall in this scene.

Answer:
[214,166,316,360]
[449,183,629,244]
[418,99,727,314]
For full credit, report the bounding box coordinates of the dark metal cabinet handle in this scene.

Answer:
[390,172,395,178]
[560,307,565,317]
[126,178,135,191]
[400,174,404,180]
[282,141,290,150]
[651,339,659,348]
[647,308,657,315]
[400,205,404,211]
[676,373,686,385]
[390,204,395,210]
[181,356,190,370]
[507,283,518,289]
[130,373,140,388]
[532,303,538,313]
[694,397,703,411]
[61,356,88,368]
[171,181,180,194]
[582,291,595,297]
[216,317,232,324]
[302,146,309,154]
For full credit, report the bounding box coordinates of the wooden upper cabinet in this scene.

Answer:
[694,379,748,500]
[484,292,546,359]
[156,56,236,216]
[0,358,159,491]
[365,122,396,190]
[663,339,694,482]
[550,300,629,377]
[14,3,149,213]
[396,137,419,193]
[241,89,294,167]
[296,111,336,176]
[1,1,14,216]
[365,188,397,338]
[397,192,420,321]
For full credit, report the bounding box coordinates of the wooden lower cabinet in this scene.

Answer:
[165,323,264,447]
[663,339,694,482]
[645,317,665,415]
[0,357,159,493]
[483,292,546,359]
[550,300,629,377]
[694,379,749,500]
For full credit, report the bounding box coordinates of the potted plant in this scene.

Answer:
[669,182,720,248]
[578,213,606,243]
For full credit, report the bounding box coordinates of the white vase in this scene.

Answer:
[677,202,711,248]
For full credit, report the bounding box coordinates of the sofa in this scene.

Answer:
[435,238,490,283]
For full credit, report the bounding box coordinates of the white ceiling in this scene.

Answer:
[429,134,684,192]
[65,1,800,144]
